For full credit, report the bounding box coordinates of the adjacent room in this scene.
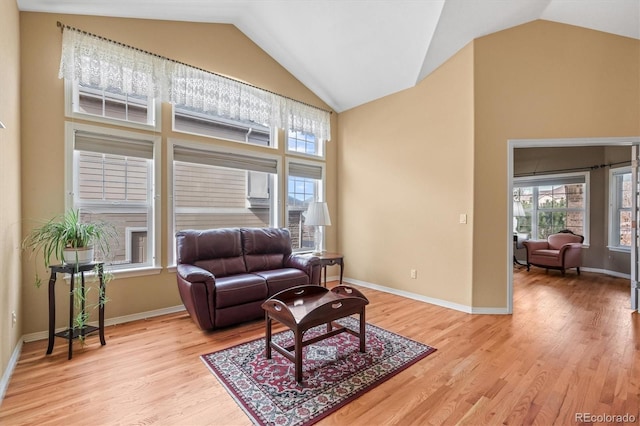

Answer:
[1,0,639,424]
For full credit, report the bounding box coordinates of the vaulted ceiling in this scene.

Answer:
[17,0,640,112]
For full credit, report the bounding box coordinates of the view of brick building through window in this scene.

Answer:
[619,174,632,246]
[514,184,586,239]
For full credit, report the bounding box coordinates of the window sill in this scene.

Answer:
[607,246,631,253]
[59,265,163,283]
[109,266,163,279]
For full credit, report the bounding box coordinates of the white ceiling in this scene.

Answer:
[17,0,640,112]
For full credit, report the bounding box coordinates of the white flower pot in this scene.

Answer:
[62,246,95,265]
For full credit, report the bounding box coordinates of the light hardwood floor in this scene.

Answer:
[1,268,638,425]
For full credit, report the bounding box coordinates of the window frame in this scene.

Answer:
[171,105,278,149]
[285,129,325,159]
[65,122,162,278]
[167,138,282,266]
[65,79,161,132]
[514,171,590,245]
[285,157,326,253]
[608,166,632,252]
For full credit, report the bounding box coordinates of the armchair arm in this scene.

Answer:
[522,240,550,252]
[559,243,583,267]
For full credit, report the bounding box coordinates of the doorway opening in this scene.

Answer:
[507,137,640,314]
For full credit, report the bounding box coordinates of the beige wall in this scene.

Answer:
[19,12,337,335]
[0,0,22,386]
[473,20,639,307]
[338,43,475,307]
[339,20,639,310]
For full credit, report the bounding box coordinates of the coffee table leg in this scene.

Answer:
[295,330,303,383]
[265,314,272,359]
[359,309,366,353]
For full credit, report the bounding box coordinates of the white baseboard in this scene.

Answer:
[342,277,509,315]
[581,267,631,279]
[22,305,186,343]
[0,338,23,403]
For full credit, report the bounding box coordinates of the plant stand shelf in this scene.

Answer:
[46,262,106,360]
[54,325,100,340]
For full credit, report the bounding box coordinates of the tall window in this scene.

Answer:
[173,106,273,147]
[66,123,159,271]
[609,167,632,251]
[514,172,589,242]
[170,142,278,262]
[287,160,324,251]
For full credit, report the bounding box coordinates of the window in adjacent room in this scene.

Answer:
[513,172,589,244]
[173,106,274,147]
[169,141,279,264]
[287,160,325,252]
[66,123,160,272]
[609,166,632,251]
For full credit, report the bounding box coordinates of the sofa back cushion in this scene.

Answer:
[241,227,292,272]
[175,228,247,277]
[548,232,583,250]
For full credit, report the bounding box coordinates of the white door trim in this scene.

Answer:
[507,136,640,314]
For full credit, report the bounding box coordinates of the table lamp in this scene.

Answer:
[513,200,525,232]
[304,201,331,255]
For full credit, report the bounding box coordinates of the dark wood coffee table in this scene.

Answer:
[261,285,369,383]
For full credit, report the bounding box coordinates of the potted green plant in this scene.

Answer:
[23,209,116,285]
[23,209,116,343]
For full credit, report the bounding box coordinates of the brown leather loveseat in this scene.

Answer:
[176,227,320,330]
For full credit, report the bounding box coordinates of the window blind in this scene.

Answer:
[514,173,587,188]
[173,145,277,174]
[289,162,323,180]
[74,131,154,159]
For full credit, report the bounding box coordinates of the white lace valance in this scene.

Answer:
[58,26,331,142]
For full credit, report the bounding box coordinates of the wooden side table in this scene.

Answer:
[314,252,344,287]
[47,262,106,359]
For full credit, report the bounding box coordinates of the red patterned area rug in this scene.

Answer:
[200,317,436,426]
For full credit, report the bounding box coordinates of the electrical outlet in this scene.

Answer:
[11,311,16,327]
[410,269,417,279]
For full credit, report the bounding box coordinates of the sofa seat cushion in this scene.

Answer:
[215,274,268,309]
[532,249,560,258]
[255,268,310,297]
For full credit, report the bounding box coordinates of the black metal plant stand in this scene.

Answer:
[47,262,106,359]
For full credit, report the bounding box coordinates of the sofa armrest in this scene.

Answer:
[284,254,321,285]
[177,264,216,283]
[176,264,216,330]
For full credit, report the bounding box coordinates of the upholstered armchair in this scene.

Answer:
[522,231,584,275]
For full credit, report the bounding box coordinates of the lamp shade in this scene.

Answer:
[304,202,332,226]
[513,201,525,217]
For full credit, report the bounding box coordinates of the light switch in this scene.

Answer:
[459,214,467,224]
